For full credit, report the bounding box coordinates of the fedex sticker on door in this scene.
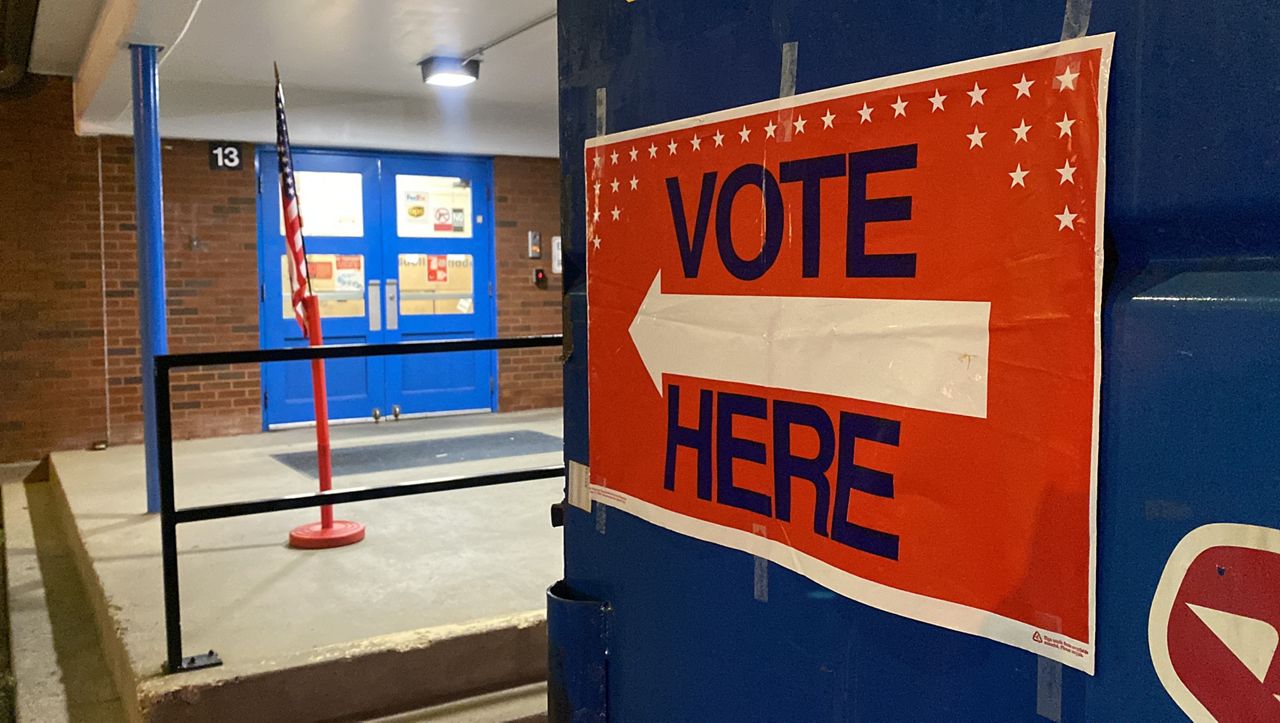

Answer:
[585,35,1113,672]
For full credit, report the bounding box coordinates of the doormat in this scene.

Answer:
[272,430,562,478]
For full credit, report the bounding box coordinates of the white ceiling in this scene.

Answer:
[28,0,105,75]
[163,0,556,108]
[28,0,560,157]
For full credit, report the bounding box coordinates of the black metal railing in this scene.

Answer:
[154,334,564,673]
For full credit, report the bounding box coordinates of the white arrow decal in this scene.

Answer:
[627,271,992,418]
[1187,603,1279,682]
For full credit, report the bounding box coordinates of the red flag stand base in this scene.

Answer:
[289,519,366,549]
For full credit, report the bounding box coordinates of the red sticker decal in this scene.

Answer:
[1150,524,1280,721]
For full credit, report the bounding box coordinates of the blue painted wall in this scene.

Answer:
[559,2,1280,719]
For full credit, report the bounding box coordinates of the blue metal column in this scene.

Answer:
[130,44,168,514]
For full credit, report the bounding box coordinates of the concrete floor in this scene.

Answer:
[44,409,564,719]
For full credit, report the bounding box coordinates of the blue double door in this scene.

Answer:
[257,149,497,427]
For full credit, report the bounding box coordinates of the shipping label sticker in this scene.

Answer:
[279,253,365,319]
[396,174,473,238]
[399,253,475,315]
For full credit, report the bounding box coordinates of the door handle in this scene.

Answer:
[386,279,399,331]
[368,280,382,331]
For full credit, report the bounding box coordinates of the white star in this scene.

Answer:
[1055,205,1078,230]
[929,89,946,112]
[713,129,725,147]
[792,116,807,134]
[592,180,601,194]
[593,154,603,169]
[967,82,987,106]
[628,146,638,161]
[891,96,908,117]
[1009,164,1029,187]
[610,150,619,165]
[629,175,638,190]
[1057,160,1077,185]
[1012,118,1032,143]
[857,103,873,124]
[610,178,620,193]
[967,125,987,149]
[667,138,678,155]
[764,120,778,138]
[1056,66,1079,91]
[592,208,600,222]
[591,236,601,250]
[1056,113,1076,138]
[691,134,702,150]
[648,143,657,158]
[738,125,751,143]
[1013,73,1035,98]
[611,206,621,221]
[821,109,836,128]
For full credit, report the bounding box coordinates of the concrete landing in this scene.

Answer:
[42,409,564,721]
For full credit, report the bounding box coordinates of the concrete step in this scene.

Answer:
[35,434,557,721]
[1,462,128,722]
[369,682,546,722]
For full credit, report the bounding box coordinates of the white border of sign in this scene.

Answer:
[585,33,1114,674]
[1148,523,1280,721]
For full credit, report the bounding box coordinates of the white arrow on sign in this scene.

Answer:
[627,271,992,418]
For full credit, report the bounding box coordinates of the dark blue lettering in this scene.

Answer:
[715,392,772,516]
[832,411,900,559]
[846,145,917,278]
[715,164,784,281]
[779,154,847,278]
[663,383,713,500]
[772,400,834,537]
[665,172,718,278]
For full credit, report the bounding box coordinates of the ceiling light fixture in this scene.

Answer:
[420,56,480,87]
[418,9,556,89]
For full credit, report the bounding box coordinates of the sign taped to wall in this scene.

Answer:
[280,254,365,319]
[399,253,475,315]
[396,174,473,238]
[278,171,364,237]
[585,35,1112,672]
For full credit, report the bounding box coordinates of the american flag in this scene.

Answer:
[275,64,311,337]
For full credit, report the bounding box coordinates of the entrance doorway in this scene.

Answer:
[257,148,497,428]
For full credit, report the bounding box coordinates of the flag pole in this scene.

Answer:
[304,295,334,530]
[276,63,364,549]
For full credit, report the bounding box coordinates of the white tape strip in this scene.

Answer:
[1061,0,1092,40]
[595,87,607,136]
[567,460,592,512]
[752,523,769,602]
[1037,657,1063,721]
[779,42,798,98]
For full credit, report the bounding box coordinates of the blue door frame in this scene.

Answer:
[256,147,498,429]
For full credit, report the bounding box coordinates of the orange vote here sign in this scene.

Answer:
[585,35,1113,672]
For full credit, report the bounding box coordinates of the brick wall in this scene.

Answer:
[0,76,563,462]
[98,134,264,446]
[0,76,109,458]
[493,156,564,411]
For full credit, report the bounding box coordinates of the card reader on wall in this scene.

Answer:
[533,268,547,288]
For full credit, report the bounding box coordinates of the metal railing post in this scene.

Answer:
[151,334,562,674]
[156,359,222,672]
